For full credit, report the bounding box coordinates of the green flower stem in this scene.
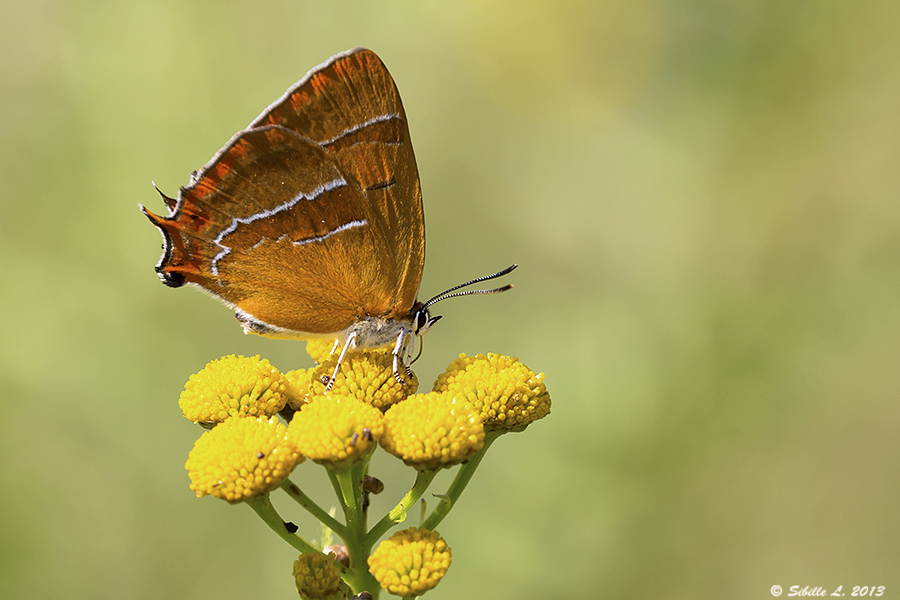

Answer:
[366,469,438,547]
[326,466,346,509]
[334,468,364,533]
[279,478,346,538]
[246,493,318,555]
[327,460,379,596]
[422,432,500,531]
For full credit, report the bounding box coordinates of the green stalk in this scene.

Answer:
[279,478,346,538]
[327,457,380,596]
[366,469,438,547]
[246,493,318,555]
[422,432,500,531]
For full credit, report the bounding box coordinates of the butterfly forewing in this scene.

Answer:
[249,48,425,318]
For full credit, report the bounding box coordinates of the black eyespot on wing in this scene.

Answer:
[158,267,185,287]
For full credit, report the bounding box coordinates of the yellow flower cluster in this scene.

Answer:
[178,355,288,425]
[433,353,551,432]
[368,527,451,597]
[292,552,350,600]
[179,350,549,508]
[287,395,384,469]
[312,351,418,410]
[185,415,303,503]
[293,340,418,410]
[380,392,485,470]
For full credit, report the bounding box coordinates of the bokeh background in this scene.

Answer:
[2,1,899,598]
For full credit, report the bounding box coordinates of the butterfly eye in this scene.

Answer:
[413,307,431,334]
[417,314,442,336]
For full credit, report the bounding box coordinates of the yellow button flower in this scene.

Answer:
[380,392,484,470]
[292,552,350,600]
[284,368,314,411]
[305,339,338,364]
[179,355,288,425]
[368,527,451,597]
[310,350,418,410]
[432,353,551,433]
[185,415,303,503]
[287,395,385,469]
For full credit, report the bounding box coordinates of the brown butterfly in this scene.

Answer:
[141,48,515,386]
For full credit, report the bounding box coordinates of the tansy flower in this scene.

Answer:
[368,527,451,597]
[185,415,303,503]
[179,355,288,425]
[379,392,484,471]
[310,350,418,410]
[432,353,551,433]
[305,339,338,364]
[287,395,384,469]
[292,552,350,600]
[284,368,315,410]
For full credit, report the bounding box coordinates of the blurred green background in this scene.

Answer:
[2,0,899,598]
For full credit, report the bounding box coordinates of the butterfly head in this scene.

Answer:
[408,262,519,343]
[324,264,518,391]
[412,305,442,337]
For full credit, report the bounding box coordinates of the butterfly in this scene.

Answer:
[141,48,515,387]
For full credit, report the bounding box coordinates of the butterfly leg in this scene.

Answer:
[327,331,358,392]
[391,329,412,385]
[404,334,415,379]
